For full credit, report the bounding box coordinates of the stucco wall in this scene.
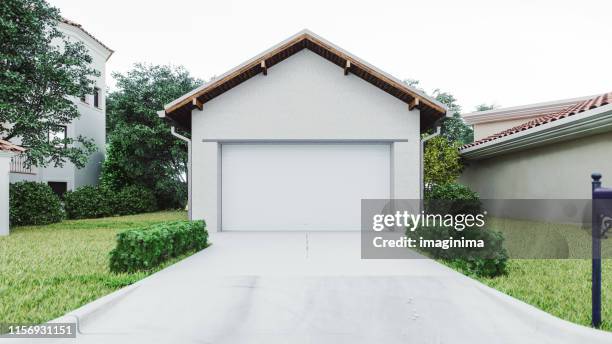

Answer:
[191,49,421,231]
[460,130,612,199]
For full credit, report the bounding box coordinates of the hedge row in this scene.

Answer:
[64,185,157,219]
[109,220,207,273]
[8,182,158,227]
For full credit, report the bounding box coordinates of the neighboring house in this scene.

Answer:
[9,18,113,197]
[158,30,447,232]
[460,92,611,199]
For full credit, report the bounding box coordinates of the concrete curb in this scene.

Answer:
[436,261,612,343]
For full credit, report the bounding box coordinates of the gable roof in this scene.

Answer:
[160,30,447,131]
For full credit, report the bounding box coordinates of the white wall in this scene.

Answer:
[0,155,11,235]
[191,49,421,231]
[461,130,612,199]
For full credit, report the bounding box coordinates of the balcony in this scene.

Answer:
[10,155,35,174]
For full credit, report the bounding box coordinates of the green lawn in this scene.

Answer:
[477,259,612,331]
[0,211,191,324]
[455,217,612,331]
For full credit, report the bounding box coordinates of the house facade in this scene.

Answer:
[9,19,113,196]
[159,30,447,232]
[460,92,612,199]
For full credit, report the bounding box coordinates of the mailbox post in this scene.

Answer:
[591,173,612,328]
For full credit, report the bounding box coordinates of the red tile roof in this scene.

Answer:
[0,140,25,153]
[462,92,612,150]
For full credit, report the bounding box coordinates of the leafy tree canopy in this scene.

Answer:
[423,135,463,186]
[403,80,473,145]
[102,64,202,208]
[0,0,99,167]
[475,103,498,112]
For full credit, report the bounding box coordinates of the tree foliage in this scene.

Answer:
[431,89,474,145]
[0,0,99,167]
[423,134,463,186]
[102,64,202,209]
[475,103,498,112]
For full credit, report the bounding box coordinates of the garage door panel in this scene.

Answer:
[221,143,390,231]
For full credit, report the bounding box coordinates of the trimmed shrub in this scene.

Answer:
[425,182,482,217]
[109,220,207,273]
[414,182,508,277]
[64,185,157,219]
[64,186,113,219]
[109,185,157,216]
[9,181,64,226]
[425,182,479,201]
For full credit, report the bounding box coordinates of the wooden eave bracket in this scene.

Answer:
[261,60,267,76]
[192,98,203,111]
[344,60,351,75]
[409,97,420,111]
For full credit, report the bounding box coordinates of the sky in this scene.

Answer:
[48,0,612,113]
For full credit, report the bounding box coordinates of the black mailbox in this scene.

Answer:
[591,173,612,328]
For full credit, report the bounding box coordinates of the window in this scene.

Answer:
[80,93,87,103]
[49,126,67,148]
[93,87,100,108]
[48,182,68,198]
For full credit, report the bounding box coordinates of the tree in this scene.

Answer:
[401,80,474,145]
[423,135,463,186]
[0,0,99,168]
[102,64,202,208]
[475,103,498,112]
[431,89,474,145]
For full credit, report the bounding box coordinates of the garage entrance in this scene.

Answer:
[221,143,390,231]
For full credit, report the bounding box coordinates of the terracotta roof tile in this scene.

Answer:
[461,92,612,150]
[0,140,25,153]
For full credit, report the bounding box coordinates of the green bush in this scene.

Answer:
[415,182,508,277]
[408,224,508,277]
[9,181,64,226]
[425,182,482,216]
[425,182,479,201]
[64,186,112,219]
[109,185,157,216]
[64,185,157,219]
[109,220,207,273]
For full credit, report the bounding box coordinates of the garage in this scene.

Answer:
[159,30,447,231]
[221,143,390,231]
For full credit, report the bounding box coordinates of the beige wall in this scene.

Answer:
[472,116,541,140]
[460,131,612,199]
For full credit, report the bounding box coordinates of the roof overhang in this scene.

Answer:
[159,30,447,132]
[461,104,612,160]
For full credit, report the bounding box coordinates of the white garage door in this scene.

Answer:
[221,143,390,231]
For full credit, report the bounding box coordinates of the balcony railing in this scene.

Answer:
[10,155,35,174]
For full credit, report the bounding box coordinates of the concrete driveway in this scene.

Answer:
[33,232,612,343]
